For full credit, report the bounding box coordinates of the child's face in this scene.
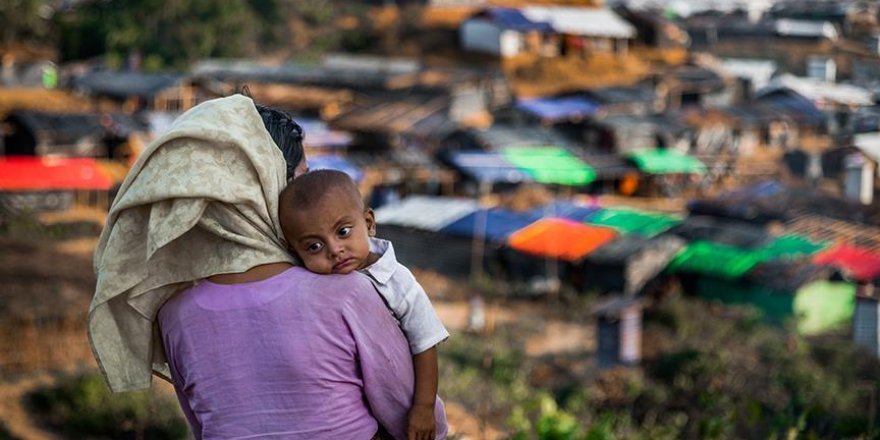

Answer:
[283,192,376,275]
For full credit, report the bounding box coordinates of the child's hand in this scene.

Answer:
[407,403,436,440]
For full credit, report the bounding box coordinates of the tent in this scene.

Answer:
[374,196,477,232]
[516,96,599,122]
[445,151,533,184]
[507,218,617,261]
[501,147,596,186]
[440,208,539,242]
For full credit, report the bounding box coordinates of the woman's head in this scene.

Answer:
[255,104,307,181]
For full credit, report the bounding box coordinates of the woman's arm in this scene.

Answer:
[342,281,448,440]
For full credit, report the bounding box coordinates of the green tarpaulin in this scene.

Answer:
[668,241,765,279]
[794,280,855,335]
[587,207,681,237]
[758,234,829,260]
[626,148,706,175]
[696,278,855,335]
[502,147,596,186]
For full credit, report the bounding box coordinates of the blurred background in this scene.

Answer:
[1,0,880,438]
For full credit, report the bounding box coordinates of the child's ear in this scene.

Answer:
[364,208,377,237]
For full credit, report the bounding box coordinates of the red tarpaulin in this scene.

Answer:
[813,245,880,281]
[0,156,115,191]
[507,217,618,261]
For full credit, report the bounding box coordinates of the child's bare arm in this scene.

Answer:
[408,346,438,440]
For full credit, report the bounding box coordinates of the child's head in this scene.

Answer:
[279,169,375,275]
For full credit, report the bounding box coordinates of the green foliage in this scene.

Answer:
[0,0,52,47]
[0,421,20,440]
[26,373,187,440]
[442,296,880,439]
[54,0,281,68]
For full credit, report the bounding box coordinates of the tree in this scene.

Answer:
[0,0,52,48]
[55,0,282,69]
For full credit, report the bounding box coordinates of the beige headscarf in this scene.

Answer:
[89,94,295,392]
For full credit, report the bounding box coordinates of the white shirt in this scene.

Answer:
[361,238,450,354]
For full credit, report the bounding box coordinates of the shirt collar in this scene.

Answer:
[365,237,397,285]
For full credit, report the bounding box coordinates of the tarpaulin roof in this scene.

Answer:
[668,215,771,249]
[625,148,706,175]
[813,245,880,281]
[445,151,533,183]
[516,97,599,122]
[853,132,880,163]
[71,72,184,99]
[502,147,596,185]
[668,240,766,279]
[0,156,116,191]
[527,200,600,222]
[758,234,829,260]
[439,208,539,242]
[374,196,477,232]
[307,154,363,182]
[507,218,617,261]
[587,207,681,237]
[475,7,554,32]
[522,7,637,38]
[757,90,827,127]
[298,118,353,149]
[469,124,577,150]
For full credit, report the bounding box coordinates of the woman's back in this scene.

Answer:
[159,267,420,439]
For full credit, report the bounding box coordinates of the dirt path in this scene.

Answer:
[0,375,63,440]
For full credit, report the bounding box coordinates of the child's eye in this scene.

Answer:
[338,226,352,237]
[305,242,323,253]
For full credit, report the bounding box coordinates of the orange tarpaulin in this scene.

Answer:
[507,217,617,261]
[0,156,115,191]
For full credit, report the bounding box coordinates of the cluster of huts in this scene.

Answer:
[2,0,880,354]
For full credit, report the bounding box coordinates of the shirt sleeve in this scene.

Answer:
[381,264,450,355]
[342,278,448,440]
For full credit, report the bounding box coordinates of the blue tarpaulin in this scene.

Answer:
[298,118,353,149]
[516,97,600,122]
[440,208,540,242]
[307,155,363,182]
[446,151,533,183]
[759,93,827,127]
[528,201,600,222]
[481,8,554,32]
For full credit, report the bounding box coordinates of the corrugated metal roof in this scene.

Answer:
[720,58,777,89]
[758,74,873,107]
[374,196,478,231]
[774,19,838,39]
[72,72,184,99]
[853,132,880,163]
[470,124,577,150]
[522,7,636,39]
[446,151,533,183]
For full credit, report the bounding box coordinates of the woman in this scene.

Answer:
[88,95,447,439]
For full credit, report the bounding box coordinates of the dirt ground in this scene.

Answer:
[0,228,596,439]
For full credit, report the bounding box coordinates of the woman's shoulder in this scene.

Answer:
[291,267,378,302]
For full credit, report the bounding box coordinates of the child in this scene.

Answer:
[279,169,449,440]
